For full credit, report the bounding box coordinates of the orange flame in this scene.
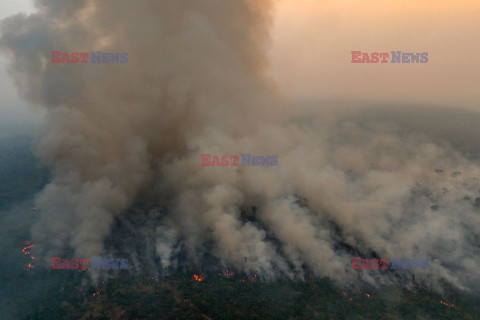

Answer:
[22,241,35,255]
[92,285,104,296]
[23,241,35,269]
[194,274,205,282]
[365,293,370,298]
[440,300,454,307]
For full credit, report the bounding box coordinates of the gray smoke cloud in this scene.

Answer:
[1,0,479,294]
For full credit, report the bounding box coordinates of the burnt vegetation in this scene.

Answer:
[17,271,480,320]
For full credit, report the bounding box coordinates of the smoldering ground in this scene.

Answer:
[0,0,479,296]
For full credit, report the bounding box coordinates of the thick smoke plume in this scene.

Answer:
[1,0,479,294]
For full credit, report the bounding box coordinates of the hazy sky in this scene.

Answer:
[0,0,479,118]
[0,0,35,118]
[270,0,480,109]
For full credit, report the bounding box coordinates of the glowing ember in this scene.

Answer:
[22,241,35,255]
[194,274,205,282]
[440,300,454,307]
[92,283,105,296]
[365,293,370,298]
[22,241,35,269]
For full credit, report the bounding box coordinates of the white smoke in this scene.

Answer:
[1,0,479,293]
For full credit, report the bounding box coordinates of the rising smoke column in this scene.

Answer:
[0,0,279,259]
[1,0,480,294]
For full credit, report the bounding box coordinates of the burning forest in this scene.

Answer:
[0,0,479,294]
[0,0,480,319]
